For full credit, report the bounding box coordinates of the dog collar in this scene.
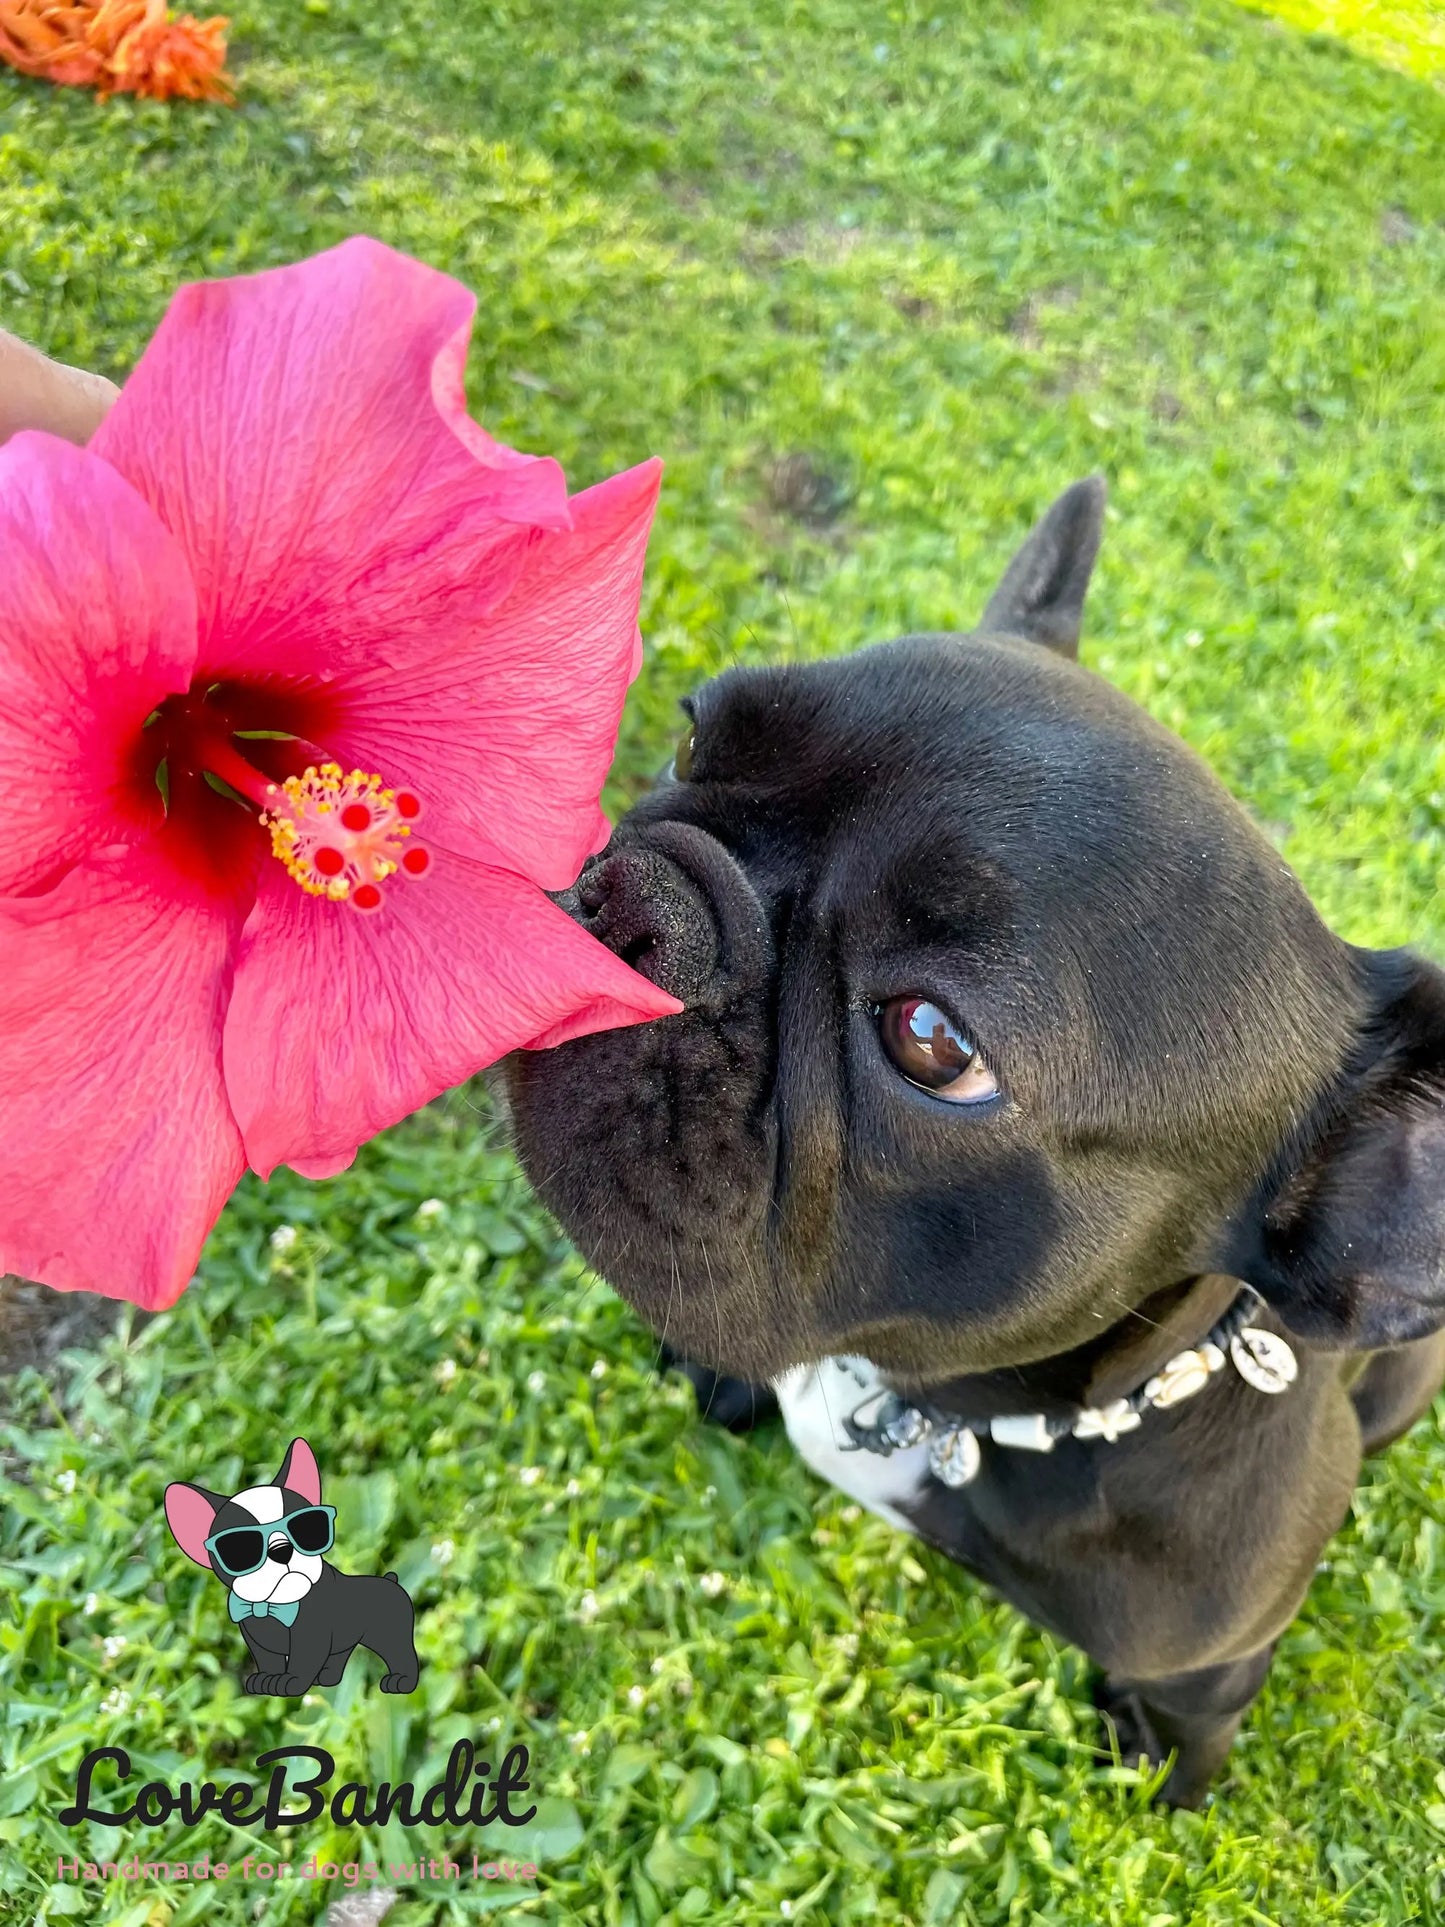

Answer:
[228,1595,300,1626]
[840,1284,1298,1489]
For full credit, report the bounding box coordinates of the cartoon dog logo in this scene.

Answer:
[164,1439,420,1697]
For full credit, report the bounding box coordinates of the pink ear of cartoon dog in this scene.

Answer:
[165,1484,221,1567]
[275,1437,322,1503]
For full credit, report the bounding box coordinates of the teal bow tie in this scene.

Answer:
[230,1594,299,1627]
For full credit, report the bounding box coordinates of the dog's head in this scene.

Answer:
[165,1439,332,1608]
[507,480,1445,1387]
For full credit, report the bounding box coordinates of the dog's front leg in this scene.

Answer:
[243,1617,329,1697]
[1094,1644,1276,1809]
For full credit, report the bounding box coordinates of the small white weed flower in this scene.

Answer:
[102,1635,127,1659]
[577,1591,600,1624]
[269,1224,298,1253]
[518,1465,544,1488]
[699,1571,727,1598]
[627,1685,645,1708]
[83,1592,100,1616]
[55,1469,77,1496]
[431,1538,456,1567]
[590,1358,608,1379]
[416,1198,445,1221]
[527,1370,548,1394]
[564,1478,583,1498]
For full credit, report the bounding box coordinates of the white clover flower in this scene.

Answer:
[56,1469,77,1496]
[699,1571,727,1598]
[431,1538,456,1567]
[627,1685,645,1708]
[526,1370,547,1394]
[518,1465,544,1487]
[590,1359,608,1379]
[102,1634,127,1659]
[83,1592,100,1616]
[269,1224,298,1253]
[433,1357,459,1387]
[577,1591,600,1624]
[416,1198,446,1221]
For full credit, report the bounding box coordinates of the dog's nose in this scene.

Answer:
[267,1539,292,1565]
[564,844,723,1005]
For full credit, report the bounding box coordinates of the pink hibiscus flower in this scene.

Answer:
[0,237,680,1311]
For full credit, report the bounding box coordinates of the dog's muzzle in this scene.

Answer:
[559,821,770,1008]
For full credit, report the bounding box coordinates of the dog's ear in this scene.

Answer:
[274,1437,321,1503]
[1242,951,1445,1351]
[164,1483,227,1568]
[977,474,1106,660]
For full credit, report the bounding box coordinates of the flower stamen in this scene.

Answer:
[260,764,429,914]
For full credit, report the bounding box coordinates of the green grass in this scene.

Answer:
[3,0,1445,1920]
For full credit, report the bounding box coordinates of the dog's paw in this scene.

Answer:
[379,1669,419,1694]
[661,1349,777,1433]
[1092,1680,1164,1773]
[244,1670,305,1696]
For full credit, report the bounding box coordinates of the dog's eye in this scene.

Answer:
[671,725,695,782]
[879,997,999,1103]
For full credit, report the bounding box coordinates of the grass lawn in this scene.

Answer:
[3,0,1445,1921]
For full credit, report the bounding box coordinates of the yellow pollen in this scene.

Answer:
[259,764,428,914]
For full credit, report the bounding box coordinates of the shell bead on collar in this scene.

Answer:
[841,1285,1298,1490]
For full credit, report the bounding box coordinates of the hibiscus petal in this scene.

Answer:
[0,840,244,1308]
[90,235,571,687]
[222,850,682,1178]
[0,432,196,896]
[323,457,664,892]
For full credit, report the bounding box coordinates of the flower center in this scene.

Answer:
[260,764,429,914]
[151,691,431,915]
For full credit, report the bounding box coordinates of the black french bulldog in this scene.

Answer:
[165,1438,420,1697]
[506,477,1445,1806]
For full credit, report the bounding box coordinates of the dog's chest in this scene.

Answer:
[771,1357,929,1533]
[243,1613,295,1656]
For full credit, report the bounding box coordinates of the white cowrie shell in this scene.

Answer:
[929,1427,981,1488]
[1230,1327,1298,1395]
[1144,1348,1213,1409]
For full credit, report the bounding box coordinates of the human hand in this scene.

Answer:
[0,328,118,447]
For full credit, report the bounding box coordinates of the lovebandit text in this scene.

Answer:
[58,1740,537,1830]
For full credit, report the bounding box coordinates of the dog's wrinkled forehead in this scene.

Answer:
[641,632,1356,1144]
[214,1485,313,1533]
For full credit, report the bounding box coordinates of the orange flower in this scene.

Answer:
[0,0,232,102]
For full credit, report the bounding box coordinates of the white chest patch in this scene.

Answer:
[771,1356,930,1534]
